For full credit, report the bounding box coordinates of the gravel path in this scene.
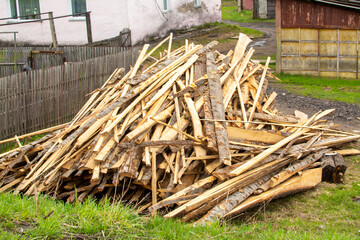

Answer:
[267,85,360,131]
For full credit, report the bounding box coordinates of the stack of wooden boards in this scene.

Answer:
[0,33,359,224]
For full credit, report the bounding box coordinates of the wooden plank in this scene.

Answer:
[125,105,175,141]
[336,149,360,156]
[224,168,322,219]
[149,176,216,212]
[207,51,231,166]
[223,48,255,109]
[229,129,309,177]
[227,126,285,144]
[269,150,328,189]
[164,156,293,219]
[176,80,206,157]
[144,54,198,110]
[262,92,277,111]
[231,33,252,66]
[247,57,271,128]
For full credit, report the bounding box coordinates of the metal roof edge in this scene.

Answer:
[313,0,360,10]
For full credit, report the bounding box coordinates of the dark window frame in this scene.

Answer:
[71,0,87,17]
[10,0,41,20]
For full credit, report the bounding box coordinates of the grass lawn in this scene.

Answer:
[1,9,359,239]
[0,134,45,154]
[275,74,360,105]
[0,155,359,239]
[222,0,275,23]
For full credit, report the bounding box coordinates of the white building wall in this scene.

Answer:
[128,0,222,44]
[258,0,268,19]
[0,0,130,45]
[0,0,221,45]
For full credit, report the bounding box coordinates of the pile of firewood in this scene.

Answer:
[0,33,359,224]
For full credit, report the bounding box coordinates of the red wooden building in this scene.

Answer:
[276,0,360,79]
[243,0,253,10]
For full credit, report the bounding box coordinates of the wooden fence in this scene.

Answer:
[0,46,131,77]
[0,48,138,142]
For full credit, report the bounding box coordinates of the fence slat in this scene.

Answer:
[0,46,133,77]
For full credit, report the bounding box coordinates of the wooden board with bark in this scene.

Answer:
[0,32,358,224]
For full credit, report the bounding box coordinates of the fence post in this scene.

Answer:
[85,12,93,44]
[14,32,17,72]
[237,0,242,12]
[48,12,58,49]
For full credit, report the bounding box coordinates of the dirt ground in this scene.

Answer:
[268,84,360,132]
[222,20,277,58]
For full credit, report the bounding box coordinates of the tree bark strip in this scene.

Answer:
[207,51,231,166]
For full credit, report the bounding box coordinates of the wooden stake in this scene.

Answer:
[151,150,157,216]
[167,33,173,59]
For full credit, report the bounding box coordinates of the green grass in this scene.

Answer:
[194,22,263,38]
[0,134,45,154]
[275,74,360,105]
[221,1,275,23]
[1,156,359,239]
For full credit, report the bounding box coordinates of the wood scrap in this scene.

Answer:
[0,33,358,225]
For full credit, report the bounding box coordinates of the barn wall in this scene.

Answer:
[280,27,359,79]
[243,0,253,10]
[281,0,360,29]
[277,0,360,79]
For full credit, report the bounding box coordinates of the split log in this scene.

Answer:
[321,153,347,183]
[203,88,217,152]
[207,51,231,166]
[118,147,143,179]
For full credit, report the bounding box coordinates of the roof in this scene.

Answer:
[314,0,360,10]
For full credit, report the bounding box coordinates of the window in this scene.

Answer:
[71,0,87,16]
[194,0,201,7]
[10,0,41,20]
[163,0,169,11]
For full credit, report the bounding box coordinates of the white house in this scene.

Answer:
[0,0,221,46]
